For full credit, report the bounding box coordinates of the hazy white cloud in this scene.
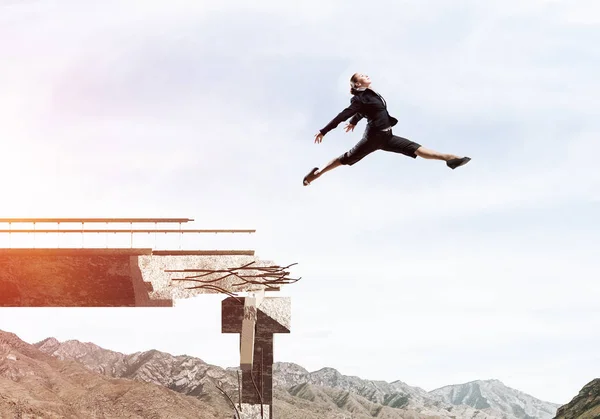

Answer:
[563,0,600,25]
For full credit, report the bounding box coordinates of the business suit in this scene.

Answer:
[303,74,471,186]
[319,88,421,166]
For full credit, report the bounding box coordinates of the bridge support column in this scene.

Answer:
[222,296,290,418]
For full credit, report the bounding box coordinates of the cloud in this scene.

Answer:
[563,0,600,25]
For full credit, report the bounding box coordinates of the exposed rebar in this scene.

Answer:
[215,381,241,419]
[237,370,242,411]
[250,369,264,419]
[168,261,300,297]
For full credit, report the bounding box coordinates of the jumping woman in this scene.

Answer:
[303,73,471,186]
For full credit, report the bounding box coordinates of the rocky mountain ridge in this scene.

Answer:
[0,330,232,418]
[553,378,600,419]
[34,335,561,419]
[431,379,560,419]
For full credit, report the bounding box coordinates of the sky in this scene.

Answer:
[1,0,599,407]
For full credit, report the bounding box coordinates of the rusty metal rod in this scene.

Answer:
[237,370,242,411]
[0,229,255,233]
[167,262,297,274]
[215,384,241,419]
[0,218,194,223]
[166,261,256,274]
[249,370,264,417]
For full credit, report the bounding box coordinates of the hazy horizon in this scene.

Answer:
[0,324,567,404]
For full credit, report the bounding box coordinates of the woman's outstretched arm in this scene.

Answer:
[319,96,362,136]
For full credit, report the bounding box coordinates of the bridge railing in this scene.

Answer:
[0,218,255,249]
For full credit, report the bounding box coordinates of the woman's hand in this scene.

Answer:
[314,132,324,143]
[344,123,355,132]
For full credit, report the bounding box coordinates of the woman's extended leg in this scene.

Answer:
[303,157,343,185]
[382,132,471,169]
[414,146,459,161]
[416,146,471,169]
[303,134,381,186]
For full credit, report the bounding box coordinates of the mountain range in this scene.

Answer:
[0,330,589,418]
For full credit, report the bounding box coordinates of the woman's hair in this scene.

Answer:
[349,73,360,95]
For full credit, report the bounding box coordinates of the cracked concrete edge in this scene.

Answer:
[135,254,283,300]
[259,297,291,331]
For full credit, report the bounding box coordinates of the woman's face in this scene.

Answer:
[353,73,371,88]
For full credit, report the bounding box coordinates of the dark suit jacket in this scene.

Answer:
[319,88,398,136]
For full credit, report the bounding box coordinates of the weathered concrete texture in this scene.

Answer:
[222,297,290,407]
[222,298,291,335]
[136,254,278,301]
[238,333,275,405]
[258,298,291,331]
[0,249,143,307]
[239,403,270,419]
[0,249,283,307]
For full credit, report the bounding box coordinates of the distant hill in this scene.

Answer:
[430,379,559,419]
[554,378,600,419]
